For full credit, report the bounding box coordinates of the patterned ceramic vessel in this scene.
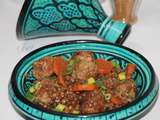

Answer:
[16,0,131,44]
[9,40,159,120]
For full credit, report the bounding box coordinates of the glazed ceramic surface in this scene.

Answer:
[9,40,159,120]
[17,0,130,43]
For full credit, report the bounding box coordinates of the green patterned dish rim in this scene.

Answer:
[9,40,159,120]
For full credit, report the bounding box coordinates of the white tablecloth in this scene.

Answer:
[0,0,159,119]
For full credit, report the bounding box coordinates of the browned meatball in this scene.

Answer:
[32,56,54,79]
[103,77,118,90]
[72,51,97,83]
[80,91,105,114]
[115,80,136,103]
[35,79,55,108]
[62,90,80,113]
[35,79,80,112]
[103,68,121,89]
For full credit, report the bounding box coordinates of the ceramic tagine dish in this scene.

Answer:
[16,0,131,44]
[9,0,159,120]
[8,40,159,120]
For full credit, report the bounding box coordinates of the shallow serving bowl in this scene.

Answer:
[8,40,159,120]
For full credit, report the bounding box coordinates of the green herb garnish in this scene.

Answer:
[95,80,106,90]
[54,104,66,112]
[112,61,120,68]
[66,60,75,75]
[26,91,35,102]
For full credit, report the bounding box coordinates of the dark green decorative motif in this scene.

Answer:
[17,0,130,43]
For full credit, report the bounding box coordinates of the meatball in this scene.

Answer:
[80,91,105,114]
[103,71,119,89]
[103,67,123,89]
[115,80,136,103]
[72,51,97,83]
[62,90,80,113]
[34,79,80,112]
[35,79,55,108]
[103,77,118,90]
[32,56,54,79]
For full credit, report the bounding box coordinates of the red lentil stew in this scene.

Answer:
[25,51,137,114]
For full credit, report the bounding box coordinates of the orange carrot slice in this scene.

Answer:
[53,57,67,75]
[96,59,113,75]
[72,84,97,91]
[126,63,136,79]
[53,56,68,86]
[110,97,123,105]
[58,75,66,86]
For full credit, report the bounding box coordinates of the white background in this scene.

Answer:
[0,0,160,119]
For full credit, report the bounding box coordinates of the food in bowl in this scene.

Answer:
[9,40,159,120]
[25,51,137,114]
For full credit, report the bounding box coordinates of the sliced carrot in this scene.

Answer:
[72,84,97,91]
[95,59,113,75]
[53,56,68,86]
[110,97,123,105]
[58,75,65,86]
[126,63,136,79]
[53,56,68,75]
